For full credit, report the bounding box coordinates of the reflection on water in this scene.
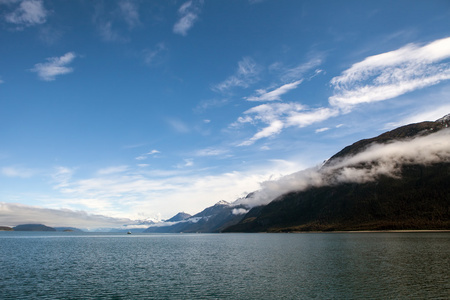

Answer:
[0,232,449,299]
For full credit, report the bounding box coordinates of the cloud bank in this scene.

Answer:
[237,128,450,207]
[0,202,135,229]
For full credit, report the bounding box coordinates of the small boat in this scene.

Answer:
[127,231,131,234]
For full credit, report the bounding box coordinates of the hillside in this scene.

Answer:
[224,115,450,232]
[13,224,56,231]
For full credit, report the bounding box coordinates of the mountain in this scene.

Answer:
[224,114,450,232]
[324,113,450,167]
[144,201,248,233]
[165,212,192,222]
[13,224,56,231]
[0,226,13,231]
[54,227,83,232]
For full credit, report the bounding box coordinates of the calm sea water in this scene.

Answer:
[0,232,449,299]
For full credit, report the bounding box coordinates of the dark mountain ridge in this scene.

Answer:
[325,114,449,167]
[224,114,450,232]
[13,224,56,231]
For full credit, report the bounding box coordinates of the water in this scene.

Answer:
[0,232,449,299]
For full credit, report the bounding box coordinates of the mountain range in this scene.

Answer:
[147,114,450,233]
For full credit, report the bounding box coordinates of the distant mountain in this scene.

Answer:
[144,201,248,233]
[165,212,192,222]
[224,114,450,232]
[54,227,83,232]
[13,224,56,231]
[0,226,13,231]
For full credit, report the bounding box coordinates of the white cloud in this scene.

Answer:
[287,107,339,128]
[235,103,337,146]
[1,166,36,178]
[246,80,303,101]
[135,150,160,161]
[315,127,330,133]
[232,208,249,215]
[330,37,450,111]
[173,0,203,36]
[213,57,260,92]
[4,0,48,27]
[147,150,160,155]
[30,52,77,81]
[183,158,194,167]
[239,120,284,146]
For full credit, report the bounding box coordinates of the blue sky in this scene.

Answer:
[1,0,450,227]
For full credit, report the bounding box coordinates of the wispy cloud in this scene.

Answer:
[173,0,203,36]
[135,149,160,161]
[96,20,128,42]
[166,118,190,133]
[4,0,48,28]
[51,166,74,189]
[30,52,77,81]
[281,56,323,82]
[246,80,303,101]
[194,98,229,113]
[315,127,330,133]
[1,166,37,178]
[97,166,129,175]
[235,103,337,146]
[384,102,450,130]
[287,107,339,128]
[181,158,194,168]
[118,0,140,29]
[330,37,450,111]
[148,150,160,155]
[213,57,260,92]
[142,42,167,66]
[195,147,229,157]
[93,1,141,42]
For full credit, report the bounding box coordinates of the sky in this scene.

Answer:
[1,0,450,228]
